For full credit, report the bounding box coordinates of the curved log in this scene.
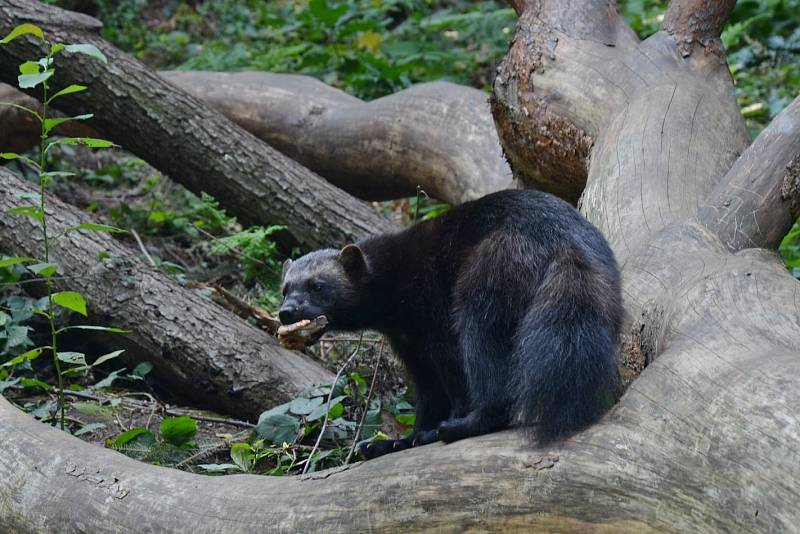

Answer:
[0,72,511,205]
[0,168,334,419]
[0,0,398,250]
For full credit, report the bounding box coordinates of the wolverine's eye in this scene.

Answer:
[310,280,325,292]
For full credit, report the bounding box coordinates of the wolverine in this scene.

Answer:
[279,189,623,459]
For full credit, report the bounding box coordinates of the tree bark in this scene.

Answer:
[1,0,800,532]
[0,0,398,250]
[0,168,334,419]
[0,70,511,205]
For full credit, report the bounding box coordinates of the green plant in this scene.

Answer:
[780,219,800,279]
[199,440,301,475]
[210,225,285,281]
[0,24,125,429]
[110,415,198,463]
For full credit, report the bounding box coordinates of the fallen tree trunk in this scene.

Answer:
[0,168,334,419]
[0,73,511,205]
[2,0,800,532]
[0,0,398,250]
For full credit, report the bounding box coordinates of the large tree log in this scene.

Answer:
[0,168,333,419]
[0,72,512,205]
[0,0,398,250]
[2,0,800,532]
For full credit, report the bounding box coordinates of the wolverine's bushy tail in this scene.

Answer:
[512,250,622,442]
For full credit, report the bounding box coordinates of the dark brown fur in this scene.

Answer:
[280,190,623,458]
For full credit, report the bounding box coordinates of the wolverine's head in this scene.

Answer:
[278,244,368,331]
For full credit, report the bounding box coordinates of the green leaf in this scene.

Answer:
[27,262,58,277]
[57,351,87,365]
[160,416,197,447]
[396,413,415,426]
[64,43,107,63]
[51,43,64,54]
[0,256,33,268]
[93,368,124,389]
[197,463,241,473]
[6,326,30,349]
[52,291,87,316]
[309,0,349,27]
[307,395,346,421]
[131,361,153,378]
[66,222,125,234]
[328,402,344,419]
[48,84,87,102]
[57,324,129,335]
[113,427,155,447]
[18,69,54,89]
[350,372,368,396]
[230,442,254,472]
[289,396,323,415]
[93,349,124,367]
[74,422,105,436]
[257,402,291,422]
[53,137,116,149]
[253,413,300,445]
[1,347,43,368]
[43,114,93,134]
[0,24,44,44]
[19,61,40,75]
[19,377,53,391]
[7,206,44,222]
[0,152,40,169]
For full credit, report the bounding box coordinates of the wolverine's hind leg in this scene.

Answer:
[441,234,529,442]
[437,311,514,442]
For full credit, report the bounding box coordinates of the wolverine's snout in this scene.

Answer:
[278,304,302,325]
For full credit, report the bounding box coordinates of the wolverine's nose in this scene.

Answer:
[279,306,300,325]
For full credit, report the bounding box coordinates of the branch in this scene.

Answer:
[0,168,334,418]
[662,0,737,57]
[0,0,398,250]
[699,94,800,251]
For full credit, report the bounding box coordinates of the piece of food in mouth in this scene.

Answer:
[277,315,329,349]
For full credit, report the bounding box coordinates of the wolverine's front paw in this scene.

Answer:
[357,429,440,460]
[410,429,439,447]
[357,437,411,460]
[438,419,470,443]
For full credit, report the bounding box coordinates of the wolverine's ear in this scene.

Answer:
[281,258,293,282]
[339,244,367,278]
